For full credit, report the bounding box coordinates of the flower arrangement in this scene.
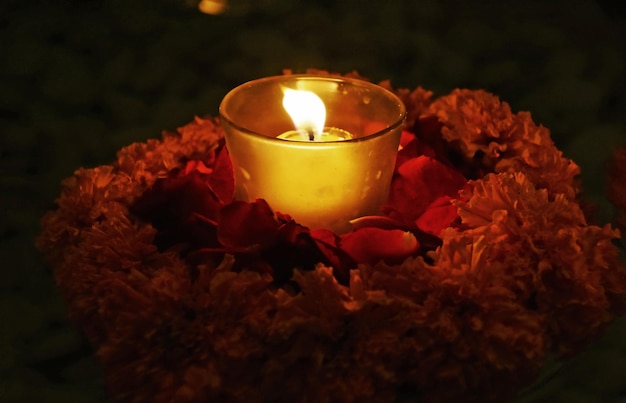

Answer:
[37,71,626,403]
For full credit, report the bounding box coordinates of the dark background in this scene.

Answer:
[1,0,625,401]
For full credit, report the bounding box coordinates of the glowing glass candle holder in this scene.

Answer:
[219,75,406,233]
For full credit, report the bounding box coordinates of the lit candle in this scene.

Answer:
[219,75,406,233]
[278,88,354,142]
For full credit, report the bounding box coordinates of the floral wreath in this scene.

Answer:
[37,70,626,403]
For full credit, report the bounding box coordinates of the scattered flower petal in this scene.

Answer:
[340,228,419,265]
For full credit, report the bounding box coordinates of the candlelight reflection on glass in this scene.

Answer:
[219,75,406,233]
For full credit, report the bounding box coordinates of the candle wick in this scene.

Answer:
[307,129,315,141]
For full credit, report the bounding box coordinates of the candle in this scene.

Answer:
[219,75,406,233]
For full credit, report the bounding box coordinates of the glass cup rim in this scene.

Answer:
[219,74,407,144]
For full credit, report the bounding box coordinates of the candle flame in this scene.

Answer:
[282,88,326,139]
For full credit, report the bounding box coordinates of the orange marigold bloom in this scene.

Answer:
[423,89,580,198]
[426,89,516,162]
[452,172,626,355]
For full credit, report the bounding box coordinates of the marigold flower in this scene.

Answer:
[420,89,580,198]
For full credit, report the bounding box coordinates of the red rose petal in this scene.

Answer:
[217,199,279,251]
[349,215,408,231]
[396,130,437,168]
[132,170,222,251]
[400,130,416,148]
[385,155,467,227]
[340,227,419,265]
[415,195,460,236]
[208,146,234,204]
[183,160,213,175]
[310,228,356,271]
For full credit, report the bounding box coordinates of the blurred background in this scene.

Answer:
[1,0,625,401]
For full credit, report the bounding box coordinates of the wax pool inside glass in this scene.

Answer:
[220,76,405,233]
